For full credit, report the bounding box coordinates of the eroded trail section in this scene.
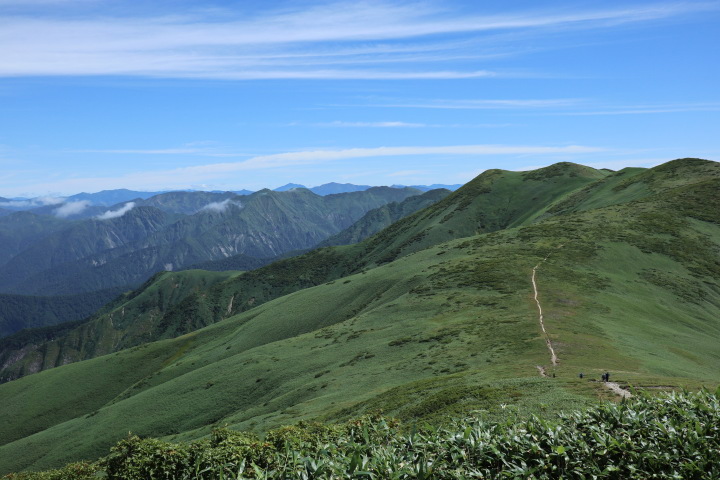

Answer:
[605,381,632,399]
[532,254,558,367]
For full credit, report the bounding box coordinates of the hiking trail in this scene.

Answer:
[605,381,632,399]
[530,248,632,399]
[532,252,558,369]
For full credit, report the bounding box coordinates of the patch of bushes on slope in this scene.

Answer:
[4,389,719,479]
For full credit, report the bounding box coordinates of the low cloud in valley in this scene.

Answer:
[199,199,242,213]
[53,200,90,218]
[96,202,135,220]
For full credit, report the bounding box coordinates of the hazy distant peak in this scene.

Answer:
[310,182,372,196]
[274,183,307,192]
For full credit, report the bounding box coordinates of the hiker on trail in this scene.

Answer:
[601,373,607,382]
[605,372,610,382]
[579,372,584,379]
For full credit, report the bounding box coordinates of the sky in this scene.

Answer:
[0,0,718,197]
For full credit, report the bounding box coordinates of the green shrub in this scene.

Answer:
[6,390,719,479]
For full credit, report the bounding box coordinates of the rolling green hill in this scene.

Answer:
[0,159,718,474]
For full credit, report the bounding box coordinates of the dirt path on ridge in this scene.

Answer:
[530,251,632,399]
[532,254,558,368]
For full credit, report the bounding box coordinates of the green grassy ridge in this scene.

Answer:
[0,161,710,384]
[4,390,719,479]
[0,161,631,381]
[186,161,618,323]
[182,252,272,272]
[353,162,611,267]
[1,163,719,472]
[0,270,238,383]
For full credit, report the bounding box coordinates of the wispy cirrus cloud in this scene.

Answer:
[354,98,582,109]
[301,120,515,128]
[0,1,715,79]
[0,196,64,208]
[312,121,428,128]
[352,98,720,116]
[74,148,216,155]
[550,102,720,116]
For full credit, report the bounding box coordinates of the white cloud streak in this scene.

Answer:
[358,99,720,115]
[53,199,90,218]
[0,196,65,208]
[298,120,516,128]
[356,98,582,109]
[75,148,215,155]
[170,145,604,175]
[315,121,428,128]
[551,102,720,116]
[0,2,714,79]
[198,199,242,213]
[96,201,135,220]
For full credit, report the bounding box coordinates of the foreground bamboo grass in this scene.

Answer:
[5,389,718,479]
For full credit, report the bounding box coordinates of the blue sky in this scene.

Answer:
[0,0,718,196]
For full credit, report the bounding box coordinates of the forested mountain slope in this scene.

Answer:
[0,270,237,382]
[0,159,718,474]
[0,288,124,338]
[0,188,421,297]
[319,188,451,247]
[0,206,176,294]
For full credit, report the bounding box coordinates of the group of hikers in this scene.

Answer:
[578,372,610,381]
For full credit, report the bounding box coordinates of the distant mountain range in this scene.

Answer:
[274,182,462,194]
[0,183,462,218]
[0,187,437,336]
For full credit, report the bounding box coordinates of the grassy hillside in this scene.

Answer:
[0,159,718,474]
